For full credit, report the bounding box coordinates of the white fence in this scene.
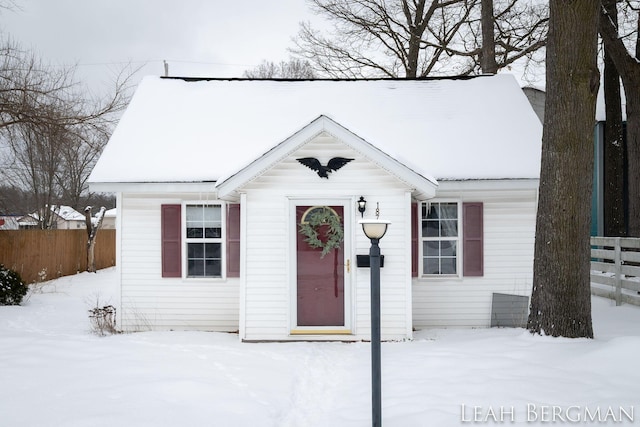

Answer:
[590,236,640,306]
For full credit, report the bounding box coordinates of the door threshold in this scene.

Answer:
[290,329,352,335]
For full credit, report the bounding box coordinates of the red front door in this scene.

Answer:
[296,205,345,326]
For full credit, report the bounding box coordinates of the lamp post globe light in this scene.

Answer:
[359,218,390,427]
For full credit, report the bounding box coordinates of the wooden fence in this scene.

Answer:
[590,236,640,306]
[0,229,116,284]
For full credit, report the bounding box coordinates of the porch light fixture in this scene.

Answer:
[360,219,390,241]
[357,196,367,218]
[359,216,390,427]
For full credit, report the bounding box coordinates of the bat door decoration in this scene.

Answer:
[296,157,354,179]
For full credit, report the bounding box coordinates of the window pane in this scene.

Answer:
[187,227,203,238]
[440,220,458,237]
[441,240,457,257]
[439,203,458,219]
[188,243,204,258]
[186,205,204,222]
[205,260,221,276]
[205,243,221,258]
[424,258,440,275]
[204,206,221,229]
[426,205,439,219]
[424,220,439,237]
[424,241,440,257]
[205,206,221,221]
[188,259,204,277]
[441,257,457,274]
[205,227,222,238]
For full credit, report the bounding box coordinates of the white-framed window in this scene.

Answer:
[421,201,460,276]
[184,203,224,278]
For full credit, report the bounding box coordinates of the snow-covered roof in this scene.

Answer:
[28,205,85,222]
[56,206,85,221]
[89,74,542,185]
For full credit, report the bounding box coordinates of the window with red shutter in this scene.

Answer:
[161,204,182,277]
[418,201,484,277]
[162,202,236,280]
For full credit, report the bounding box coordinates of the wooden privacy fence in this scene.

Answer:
[0,229,115,284]
[590,236,640,306]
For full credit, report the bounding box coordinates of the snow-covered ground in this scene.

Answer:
[1,269,640,427]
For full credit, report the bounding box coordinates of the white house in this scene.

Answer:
[89,74,542,341]
[18,205,86,230]
[97,208,117,229]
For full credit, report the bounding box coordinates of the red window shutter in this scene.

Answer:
[161,204,182,278]
[463,202,484,277]
[227,204,241,278]
[411,202,419,277]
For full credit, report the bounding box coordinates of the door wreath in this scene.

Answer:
[299,206,344,258]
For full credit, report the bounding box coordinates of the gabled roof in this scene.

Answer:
[88,74,542,187]
[216,115,438,200]
[27,205,85,222]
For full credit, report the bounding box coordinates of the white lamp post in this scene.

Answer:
[359,217,390,427]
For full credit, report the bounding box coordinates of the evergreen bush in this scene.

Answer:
[0,265,28,305]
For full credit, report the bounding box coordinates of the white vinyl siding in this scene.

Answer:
[240,133,415,341]
[118,192,239,332]
[412,184,537,328]
[114,138,537,336]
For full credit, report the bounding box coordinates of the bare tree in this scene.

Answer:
[84,205,106,273]
[244,58,316,78]
[0,185,33,214]
[0,38,130,131]
[292,0,547,78]
[57,128,110,209]
[3,118,66,228]
[599,0,640,237]
[601,0,627,237]
[527,0,599,338]
[0,38,131,224]
[468,0,548,76]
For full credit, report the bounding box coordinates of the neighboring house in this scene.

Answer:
[99,208,117,229]
[18,205,86,230]
[522,86,545,123]
[0,216,20,230]
[89,74,542,341]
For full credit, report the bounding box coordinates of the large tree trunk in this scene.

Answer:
[527,0,599,338]
[599,1,640,237]
[625,81,640,236]
[480,0,498,74]
[602,0,626,237]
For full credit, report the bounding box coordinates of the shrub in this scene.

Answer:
[0,265,28,305]
[88,304,117,336]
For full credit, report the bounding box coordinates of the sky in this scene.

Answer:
[2,1,314,94]
[1,0,550,101]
